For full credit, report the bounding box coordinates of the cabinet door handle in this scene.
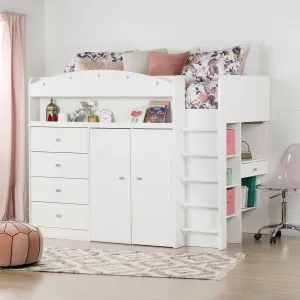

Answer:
[56,164,61,168]
[253,168,258,171]
[56,189,62,193]
[119,177,125,180]
[137,177,143,181]
[56,214,62,218]
[56,138,61,142]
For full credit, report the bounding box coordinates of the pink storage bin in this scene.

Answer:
[226,129,235,155]
[227,188,235,216]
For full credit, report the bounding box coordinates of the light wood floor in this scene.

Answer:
[1,234,300,300]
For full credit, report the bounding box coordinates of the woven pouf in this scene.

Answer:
[0,221,43,267]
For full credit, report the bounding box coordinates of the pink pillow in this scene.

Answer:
[148,51,190,76]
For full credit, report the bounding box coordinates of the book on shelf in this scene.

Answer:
[241,186,249,209]
[144,101,170,123]
[130,108,146,123]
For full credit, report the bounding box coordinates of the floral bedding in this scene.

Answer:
[183,45,249,109]
[185,81,218,109]
[64,45,249,110]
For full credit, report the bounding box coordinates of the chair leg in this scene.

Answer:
[254,191,287,243]
[254,223,283,241]
[286,224,300,233]
[271,224,285,238]
[257,223,283,234]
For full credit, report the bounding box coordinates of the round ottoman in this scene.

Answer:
[0,221,43,267]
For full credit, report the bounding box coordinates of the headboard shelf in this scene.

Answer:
[28,121,174,130]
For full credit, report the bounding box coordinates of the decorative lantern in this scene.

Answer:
[46,99,58,122]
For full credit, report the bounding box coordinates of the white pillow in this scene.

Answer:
[123,49,167,74]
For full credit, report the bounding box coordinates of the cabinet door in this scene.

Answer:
[131,129,172,247]
[90,129,131,244]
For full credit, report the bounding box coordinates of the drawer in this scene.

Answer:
[31,177,88,205]
[31,202,89,230]
[31,127,88,153]
[241,160,268,179]
[31,152,88,179]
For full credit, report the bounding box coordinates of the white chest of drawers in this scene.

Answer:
[30,127,90,240]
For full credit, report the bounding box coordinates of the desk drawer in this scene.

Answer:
[31,127,88,153]
[31,152,88,179]
[31,202,89,230]
[241,160,268,179]
[31,177,88,205]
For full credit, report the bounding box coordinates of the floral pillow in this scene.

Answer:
[182,45,250,83]
[185,81,219,109]
[64,52,123,73]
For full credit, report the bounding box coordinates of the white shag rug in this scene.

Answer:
[11,248,245,280]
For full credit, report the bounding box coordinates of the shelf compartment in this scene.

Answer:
[242,177,256,207]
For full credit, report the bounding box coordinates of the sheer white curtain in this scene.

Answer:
[0,12,26,221]
[0,21,3,72]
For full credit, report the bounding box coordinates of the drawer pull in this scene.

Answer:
[56,138,61,142]
[56,164,61,168]
[137,177,143,181]
[119,177,125,180]
[253,168,258,171]
[55,214,62,218]
[55,189,62,193]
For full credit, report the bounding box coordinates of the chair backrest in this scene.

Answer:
[264,144,300,190]
[281,144,300,166]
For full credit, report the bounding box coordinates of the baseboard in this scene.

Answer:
[39,227,90,241]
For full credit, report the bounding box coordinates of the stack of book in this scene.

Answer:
[241,186,249,209]
[144,101,170,123]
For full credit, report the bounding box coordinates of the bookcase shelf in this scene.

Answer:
[242,207,256,212]
[227,214,236,219]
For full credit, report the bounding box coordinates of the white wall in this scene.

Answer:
[44,0,300,233]
[0,0,45,79]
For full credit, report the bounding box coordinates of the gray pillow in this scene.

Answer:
[123,49,168,74]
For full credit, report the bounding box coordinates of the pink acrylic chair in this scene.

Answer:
[255,144,300,244]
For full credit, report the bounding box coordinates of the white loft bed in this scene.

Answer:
[28,70,270,250]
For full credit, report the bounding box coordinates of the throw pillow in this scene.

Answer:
[64,51,124,73]
[123,49,168,74]
[182,45,250,83]
[148,51,190,76]
[76,57,124,71]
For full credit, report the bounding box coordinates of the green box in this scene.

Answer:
[242,176,256,207]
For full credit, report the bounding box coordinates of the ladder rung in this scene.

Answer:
[181,178,218,184]
[181,203,218,209]
[181,153,218,159]
[181,128,217,133]
[181,228,218,235]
